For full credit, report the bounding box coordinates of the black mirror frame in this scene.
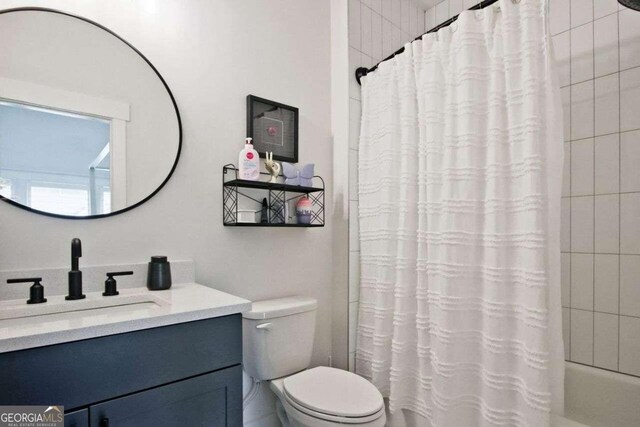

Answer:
[0,7,182,220]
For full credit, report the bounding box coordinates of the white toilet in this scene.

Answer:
[243,296,386,427]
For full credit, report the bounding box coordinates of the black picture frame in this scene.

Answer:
[246,95,298,163]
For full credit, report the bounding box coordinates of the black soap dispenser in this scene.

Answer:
[147,256,172,290]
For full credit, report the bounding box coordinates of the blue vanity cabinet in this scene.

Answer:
[0,314,242,426]
[65,409,89,427]
[89,366,241,427]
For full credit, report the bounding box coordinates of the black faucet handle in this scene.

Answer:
[7,277,43,284]
[103,271,133,296]
[106,271,134,278]
[7,277,47,304]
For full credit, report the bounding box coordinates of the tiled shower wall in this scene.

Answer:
[550,0,640,376]
[350,0,640,377]
[347,0,427,372]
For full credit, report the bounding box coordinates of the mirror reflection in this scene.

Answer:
[0,9,180,218]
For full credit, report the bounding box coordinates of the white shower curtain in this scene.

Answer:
[355,0,564,425]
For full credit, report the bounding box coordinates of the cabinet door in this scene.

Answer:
[89,365,241,427]
[65,408,88,427]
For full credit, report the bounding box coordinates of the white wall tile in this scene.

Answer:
[571,0,593,28]
[349,301,359,352]
[595,73,620,136]
[551,0,571,35]
[372,11,383,61]
[563,307,571,359]
[571,196,594,252]
[621,130,640,192]
[620,255,640,316]
[401,0,411,33]
[349,149,359,200]
[620,67,640,132]
[594,254,619,314]
[562,86,571,141]
[449,0,463,16]
[594,0,619,19]
[571,80,595,140]
[382,18,394,57]
[594,312,619,370]
[349,48,362,101]
[562,198,571,252]
[463,0,476,9]
[620,193,640,254]
[571,23,594,84]
[571,309,594,365]
[571,253,594,310]
[436,0,450,26]
[594,134,619,194]
[349,0,361,50]
[382,0,393,21]
[410,3,418,38]
[425,8,435,31]
[369,0,382,15]
[349,251,360,302]
[361,5,373,57]
[553,32,571,87]
[417,9,425,35]
[595,194,620,253]
[392,0,402,26]
[349,99,361,150]
[594,13,619,77]
[393,25,403,51]
[562,252,571,307]
[349,200,360,252]
[571,138,594,196]
[619,9,640,71]
[563,142,571,196]
[620,316,640,376]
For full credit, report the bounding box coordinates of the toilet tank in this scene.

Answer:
[242,296,317,380]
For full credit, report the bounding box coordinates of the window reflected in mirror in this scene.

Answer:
[0,100,113,215]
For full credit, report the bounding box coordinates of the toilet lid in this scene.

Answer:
[283,366,384,418]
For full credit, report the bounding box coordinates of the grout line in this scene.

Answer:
[617,7,622,372]
[563,252,640,256]
[591,0,596,365]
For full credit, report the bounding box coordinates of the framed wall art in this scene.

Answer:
[246,95,298,163]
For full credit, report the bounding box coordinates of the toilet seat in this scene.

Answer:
[282,366,385,423]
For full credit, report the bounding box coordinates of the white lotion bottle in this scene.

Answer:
[238,137,260,181]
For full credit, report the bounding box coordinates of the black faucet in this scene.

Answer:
[66,238,85,300]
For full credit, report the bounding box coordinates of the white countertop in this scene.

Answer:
[0,283,251,353]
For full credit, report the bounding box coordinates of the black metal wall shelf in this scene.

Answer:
[222,164,325,227]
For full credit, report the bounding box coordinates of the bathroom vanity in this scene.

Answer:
[0,283,250,427]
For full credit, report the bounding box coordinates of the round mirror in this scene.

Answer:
[0,8,181,219]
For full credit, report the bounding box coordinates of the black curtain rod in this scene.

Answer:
[355,0,499,85]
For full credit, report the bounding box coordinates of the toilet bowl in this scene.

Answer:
[270,367,386,427]
[242,296,386,427]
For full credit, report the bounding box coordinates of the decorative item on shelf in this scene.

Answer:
[282,162,314,187]
[237,209,260,223]
[264,152,280,183]
[296,196,313,225]
[147,256,172,291]
[247,95,299,162]
[260,198,269,224]
[238,137,260,181]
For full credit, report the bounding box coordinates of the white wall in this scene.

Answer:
[0,1,335,423]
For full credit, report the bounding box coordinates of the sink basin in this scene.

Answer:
[0,293,165,321]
